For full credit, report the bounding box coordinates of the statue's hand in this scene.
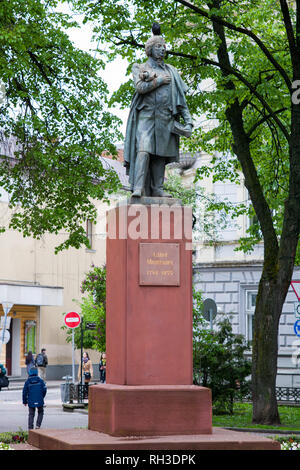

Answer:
[158,74,171,85]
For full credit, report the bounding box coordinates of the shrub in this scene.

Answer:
[193,294,252,414]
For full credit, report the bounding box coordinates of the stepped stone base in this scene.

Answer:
[88,384,212,436]
[28,427,280,450]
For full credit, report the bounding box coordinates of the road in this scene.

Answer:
[0,384,88,432]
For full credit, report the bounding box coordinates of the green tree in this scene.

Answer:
[68,0,300,424]
[197,318,252,415]
[0,0,122,252]
[62,265,106,352]
[165,170,246,242]
[193,289,251,414]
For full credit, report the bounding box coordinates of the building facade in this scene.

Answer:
[175,151,300,388]
[0,138,129,379]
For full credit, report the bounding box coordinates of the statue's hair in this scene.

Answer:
[145,35,166,57]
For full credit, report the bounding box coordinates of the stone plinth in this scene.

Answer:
[28,428,281,450]
[88,384,212,436]
[105,203,193,386]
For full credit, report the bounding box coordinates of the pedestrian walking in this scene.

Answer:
[35,348,48,381]
[0,363,9,391]
[25,351,35,375]
[99,352,106,383]
[78,352,93,385]
[22,367,47,430]
[78,352,93,398]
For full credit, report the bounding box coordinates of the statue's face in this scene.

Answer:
[151,42,166,60]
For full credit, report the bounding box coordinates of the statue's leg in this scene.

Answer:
[149,156,171,197]
[132,151,150,197]
[144,168,152,197]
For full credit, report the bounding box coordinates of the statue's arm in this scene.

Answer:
[179,105,193,127]
[132,64,168,95]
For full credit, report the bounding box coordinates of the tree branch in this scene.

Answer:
[208,0,279,256]
[246,107,288,138]
[175,0,292,90]
[113,34,290,141]
[279,0,299,71]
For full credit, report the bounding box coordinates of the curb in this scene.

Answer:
[224,427,300,435]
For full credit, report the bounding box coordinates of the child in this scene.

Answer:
[22,367,47,430]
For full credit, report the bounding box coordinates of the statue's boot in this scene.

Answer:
[150,156,172,197]
[132,151,150,197]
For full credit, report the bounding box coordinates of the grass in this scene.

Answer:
[213,402,300,431]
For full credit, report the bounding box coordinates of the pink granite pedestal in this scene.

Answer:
[88,202,213,437]
[88,384,212,436]
[28,201,280,450]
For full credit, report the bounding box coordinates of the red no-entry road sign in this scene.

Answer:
[64,312,81,329]
[291,281,300,301]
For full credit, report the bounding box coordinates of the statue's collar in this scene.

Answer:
[148,56,166,69]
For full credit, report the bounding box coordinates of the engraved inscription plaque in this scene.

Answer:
[139,243,180,286]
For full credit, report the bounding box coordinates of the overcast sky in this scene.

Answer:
[58,3,129,137]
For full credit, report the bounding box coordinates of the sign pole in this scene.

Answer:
[80,321,83,386]
[63,312,81,386]
[72,329,75,383]
[209,308,213,331]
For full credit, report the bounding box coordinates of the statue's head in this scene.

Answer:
[145,22,166,59]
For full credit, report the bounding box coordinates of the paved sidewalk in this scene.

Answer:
[7,379,64,390]
[6,378,100,390]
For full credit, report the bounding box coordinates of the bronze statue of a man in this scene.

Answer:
[124,23,193,198]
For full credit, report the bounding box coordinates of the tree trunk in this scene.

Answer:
[251,276,283,424]
[206,0,300,424]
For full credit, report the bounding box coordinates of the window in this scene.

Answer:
[246,291,257,342]
[86,219,93,250]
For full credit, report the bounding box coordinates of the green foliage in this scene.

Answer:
[212,402,300,431]
[68,0,299,254]
[193,291,251,414]
[0,0,122,252]
[62,265,106,352]
[164,171,197,208]
[0,429,28,444]
[165,170,247,243]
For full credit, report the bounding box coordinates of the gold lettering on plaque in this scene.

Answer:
[139,243,180,286]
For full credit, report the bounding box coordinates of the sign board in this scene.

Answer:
[203,298,217,331]
[139,243,180,286]
[64,312,81,329]
[0,329,10,345]
[203,298,217,322]
[295,302,300,318]
[294,320,300,337]
[86,322,96,330]
[291,281,300,301]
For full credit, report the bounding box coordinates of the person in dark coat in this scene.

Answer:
[22,367,47,430]
[25,351,35,375]
[99,353,106,384]
[0,363,8,391]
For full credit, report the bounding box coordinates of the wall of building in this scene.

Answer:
[0,190,122,378]
[194,263,300,387]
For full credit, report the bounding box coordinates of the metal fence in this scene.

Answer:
[242,387,300,403]
[61,382,89,404]
[193,371,300,404]
[276,387,300,403]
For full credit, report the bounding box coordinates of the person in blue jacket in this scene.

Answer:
[22,367,47,430]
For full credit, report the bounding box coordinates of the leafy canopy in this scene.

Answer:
[68,0,297,255]
[0,0,122,252]
[62,265,106,352]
